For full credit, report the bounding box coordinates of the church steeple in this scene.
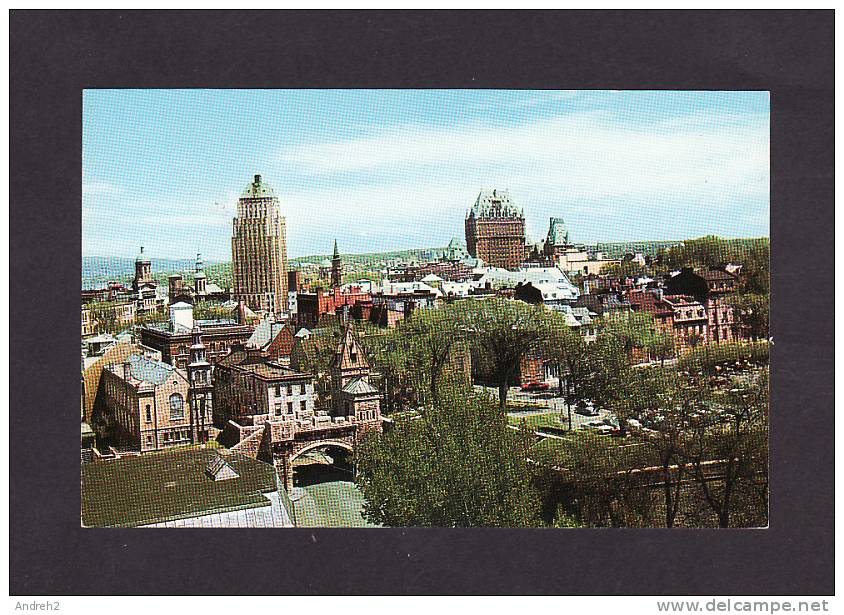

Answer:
[187,325,212,444]
[194,252,207,295]
[331,239,342,288]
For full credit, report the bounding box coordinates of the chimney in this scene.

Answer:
[237,300,246,325]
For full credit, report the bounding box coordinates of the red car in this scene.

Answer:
[521,382,550,392]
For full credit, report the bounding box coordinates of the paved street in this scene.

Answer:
[474,381,614,431]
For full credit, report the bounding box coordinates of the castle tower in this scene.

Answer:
[329,325,381,430]
[187,325,212,444]
[331,239,342,288]
[231,174,288,314]
[194,252,207,296]
[464,189,526,270]
[133,246,153,290]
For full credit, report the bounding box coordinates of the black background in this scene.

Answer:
[9,10,834,595]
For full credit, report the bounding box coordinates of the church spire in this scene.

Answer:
[331,239,342,288]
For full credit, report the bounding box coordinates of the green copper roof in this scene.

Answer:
[547,217,569,246]
[240,174,277,199]
[469,189,523,219]
[135,246,150,263]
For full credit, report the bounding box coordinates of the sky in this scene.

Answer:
[83,90,769,261]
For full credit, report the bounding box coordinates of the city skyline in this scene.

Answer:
[83,90,769,260]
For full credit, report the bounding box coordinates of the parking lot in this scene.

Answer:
[474,381,615,432]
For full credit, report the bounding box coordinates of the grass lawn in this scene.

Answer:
[529,432,661,470]
[292,481,379,528]
[507,410,567,431]
[81,447,277,527]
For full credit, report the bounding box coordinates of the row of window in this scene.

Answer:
[275,383,307,396]
[275,400,308,416]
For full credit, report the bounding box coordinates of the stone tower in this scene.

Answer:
[331,239,342,288]
[187,325,212,444]
[231,174,288,314]
[194,252,207,295]
[133,246,153,290]
[329,325,381,429]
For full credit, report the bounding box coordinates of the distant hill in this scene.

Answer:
[83,236,767,289]
[82,256,212,288]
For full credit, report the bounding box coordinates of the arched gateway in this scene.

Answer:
[225,324,383,492]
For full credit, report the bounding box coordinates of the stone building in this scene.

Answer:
[665,268,740,344]
[167,253,229,305]
[132,246,161,314]
[231,174,288,314]
[212,346,316,428]
[96,353,210,452]
[465,189,526,270]
[218,324,382,492]
[139,302,253,369]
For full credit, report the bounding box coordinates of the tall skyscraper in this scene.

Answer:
[465,189,526,270]
[232,174,288,314]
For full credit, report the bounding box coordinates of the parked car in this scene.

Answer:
[575,402,599,416]
[521,382,550,392]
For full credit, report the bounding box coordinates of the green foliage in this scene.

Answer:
[601,311,661,355]
[193,301,231,321]
[659,235,770,294]
[600,259,646,278]
[677,340,770,376]
[730,293,770,340]
[457,298,555,411]
[355,381,543,527]
[87,300,124,335]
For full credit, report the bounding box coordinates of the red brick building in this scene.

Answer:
[465,189,526,271]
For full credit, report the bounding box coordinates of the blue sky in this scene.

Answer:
[83,90,769,261]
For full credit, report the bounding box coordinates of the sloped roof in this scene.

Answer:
[331,326,370,371]
[342,376,379,395]
[469,189,523,219]
[247,317,286,349]
[205,455,240,481]
[125,354,179,385]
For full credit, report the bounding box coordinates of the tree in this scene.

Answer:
[637,370,710,527]
[355,379,543,527]
[457,298,554,412]
[543,315,589,429]
[88,301,121,335]
[682,368,769,528]
[602,311,661,359]
[193,301,230,321]
[647,331,676,367]
[395,304,462,406]
[731,293,769,341]
[600,259,646,279]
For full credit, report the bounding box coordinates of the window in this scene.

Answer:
[275,385,281,396]
[300,383,306,394]
[169,393,185,421]
[287,385,293,396]
[300,400,307,413]
[145,404,152,423]
[274,402,282,416]
[287,401,293,414]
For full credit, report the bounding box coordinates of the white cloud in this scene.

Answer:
[272,108,768,251]
[82,180,122,197]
